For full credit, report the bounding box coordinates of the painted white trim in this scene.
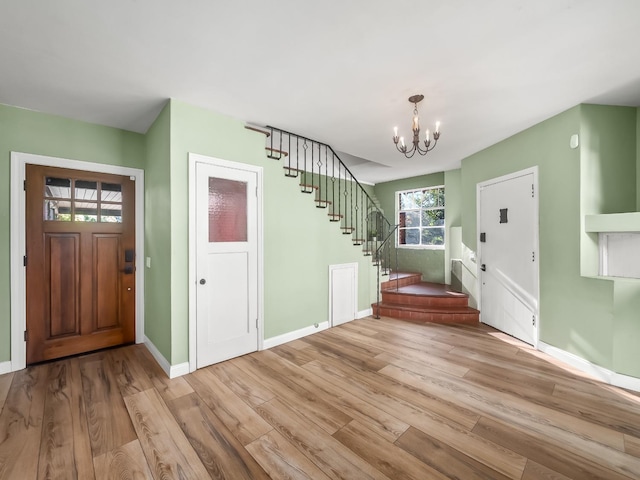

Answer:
[329,262,358,327]
[357,308,373,319]
[476,166,540,348]
[10,152,145,372]
[263,321,329,349]
[144,336,171,376]
[0,361,12,375]
[538,341,640,393]
[143,336,188,379]
[188,153,264,373]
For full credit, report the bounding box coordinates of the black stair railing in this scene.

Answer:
[261,125,398,311]
[373,224,399,319]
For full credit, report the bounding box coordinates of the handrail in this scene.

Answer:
[266,125,392,230]
[374,224,399,319]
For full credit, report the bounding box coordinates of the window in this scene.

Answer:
[397,186,445,248]
[44,177,123,223]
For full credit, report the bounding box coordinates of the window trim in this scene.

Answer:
[395,185,445,250]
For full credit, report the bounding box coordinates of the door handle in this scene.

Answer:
[480,264,486,272]
[199,278,207,285]
[122,265,134,274]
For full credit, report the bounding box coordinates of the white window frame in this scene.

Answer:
[395,185,445,250]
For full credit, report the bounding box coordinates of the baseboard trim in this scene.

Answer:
[144,336,190,379]
[357,308,373,319]
[0,361,12,375]
[538,341,640,392]
[263,321,329,349]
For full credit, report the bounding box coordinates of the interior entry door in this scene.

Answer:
[26,164,136,364]
[196,161,258,368]
[479,170,538,345]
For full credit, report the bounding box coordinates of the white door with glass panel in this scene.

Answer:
[478,169,538,345]
[196,161,258,367]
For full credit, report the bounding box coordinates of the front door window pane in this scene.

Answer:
[45,177,71,199]
[208,177,247,242]
[44,199,71,221]
[75,180,98,202]
[75,202,98,222]
[101,183,122,202]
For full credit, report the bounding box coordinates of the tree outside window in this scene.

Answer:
[397,186,444,248]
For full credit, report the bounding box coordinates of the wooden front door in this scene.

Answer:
[25,164,136,364]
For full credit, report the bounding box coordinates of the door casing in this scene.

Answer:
[476,166,540,347]
[188,153,264,373]
[10,152,145,372]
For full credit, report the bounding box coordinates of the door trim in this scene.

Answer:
[188,153,264,373]
[476,166,540,347]
[10,152,145,371]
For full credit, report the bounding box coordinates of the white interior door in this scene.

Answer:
[479,169,538,345]
[196,161,258,367]
[330,263,357,327]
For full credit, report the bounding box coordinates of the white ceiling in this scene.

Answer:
[2,0,640,183]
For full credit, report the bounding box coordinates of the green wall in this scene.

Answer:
[444,169,462,284]
[0,104,144,363]
[637,108,640,211]
[144,101,173,361]
[164,100,377,363]
[374,172,446,283]
[579,105,637,277]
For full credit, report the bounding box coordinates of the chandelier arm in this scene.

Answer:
[426,137,438,152]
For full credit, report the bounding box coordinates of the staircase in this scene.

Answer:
[248,124,478,326]
[372,272,480,325]
[247,124,396,274]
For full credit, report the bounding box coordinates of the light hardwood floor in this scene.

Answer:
[1,317,640,479]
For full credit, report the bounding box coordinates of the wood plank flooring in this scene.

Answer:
[1,317,640,479]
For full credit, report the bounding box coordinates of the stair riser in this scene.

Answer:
[381,291,469,308]
[381,275,421,289]
[372,306,479,325]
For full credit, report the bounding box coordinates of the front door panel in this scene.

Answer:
[26,164,136,364]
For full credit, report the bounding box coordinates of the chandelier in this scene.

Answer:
[392,94,440,158]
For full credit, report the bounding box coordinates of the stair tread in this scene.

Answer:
[382,281,468,299]
[373,302,479,314]
[266,147,288,157]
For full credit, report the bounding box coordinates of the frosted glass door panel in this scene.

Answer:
[208,177,247,243]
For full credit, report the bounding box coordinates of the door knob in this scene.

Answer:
[199,278,206,285]
[480,264,486,272]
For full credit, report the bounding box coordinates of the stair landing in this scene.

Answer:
[373,272,479,325]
